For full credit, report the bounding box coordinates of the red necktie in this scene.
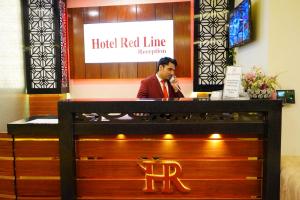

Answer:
[161,80,168,98]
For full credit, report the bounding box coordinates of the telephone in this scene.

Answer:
[170,75,181,91]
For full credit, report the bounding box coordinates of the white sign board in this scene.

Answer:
[223,66,242,99]
[84,20,174,63]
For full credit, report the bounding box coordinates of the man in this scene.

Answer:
[137,57,184,98]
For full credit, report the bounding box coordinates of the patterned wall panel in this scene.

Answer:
[22,0,69,94]
[194,0,234,92]
[59,0,69,89]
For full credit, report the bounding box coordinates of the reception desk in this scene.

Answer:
[5,99,282,200]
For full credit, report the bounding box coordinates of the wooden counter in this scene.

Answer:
[5,99,282,200]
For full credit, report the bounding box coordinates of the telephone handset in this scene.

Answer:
[169,75,181,91]
[169,75,175,83]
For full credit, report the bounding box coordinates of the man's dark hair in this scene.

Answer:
[156,57,177,72]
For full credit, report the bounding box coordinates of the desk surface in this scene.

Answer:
[7,116,59,136]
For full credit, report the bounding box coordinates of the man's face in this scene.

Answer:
[158,62,176,80]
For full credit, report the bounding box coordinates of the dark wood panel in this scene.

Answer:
[173,2,191,77]
[72,8,85,79]
[76,198,260,200]
[137,4,155,21]
[118,5,137,79]
[77,133,262,140]
[17,180,60,197]
[84,7,100,23]
[137,62,156,78]
[85,64,101,79]
[136,4,156,78]
[77,179,261,198]
[29,106,57,114]
[99,6,118,22]
[101,63,119,78]
[29,94,63,102]
[84,7,101,79]
[118,5,137,22]
[100,6,119,78]
[119,63,137,78]
[77,159,262,179]
[76,140,263,158]
[68,2,192,80]
[16,160,59,176]
[15,141,59,157]
[18,197,60,200]
[29,94,63,116]
[0,179,15,195]
[0,133,12,139]
[0,160,14,176]
[155,3,173,20]
[29,109,58,114]
[0,139,12,157]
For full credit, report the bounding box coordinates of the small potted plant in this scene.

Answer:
[242,67,279,99]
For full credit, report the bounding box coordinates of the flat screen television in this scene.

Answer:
[229,0,252,48]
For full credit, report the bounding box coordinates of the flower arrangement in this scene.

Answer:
[242,67,279,99]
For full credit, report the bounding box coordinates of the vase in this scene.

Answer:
[247,89,272,99]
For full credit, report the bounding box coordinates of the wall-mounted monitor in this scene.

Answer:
[229,0,252,48]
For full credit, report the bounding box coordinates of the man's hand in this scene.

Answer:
[170,76,181,92]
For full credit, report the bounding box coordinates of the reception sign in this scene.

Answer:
[83,20,174,63]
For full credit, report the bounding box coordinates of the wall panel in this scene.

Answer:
[137,4,157,78]
[0,133,15,199]
[16,160,59,177]
[13,137,60,199]
[118,5,138,78]
[68,2,191,79]
[29,94,66,116]
[77,180,261,198]
[99,6,120,79]
[76,140,263,158]
[138,62,157,78]
[71,8,85,79]
[77,159,262,179]
[137,4,156,20]
[155,3,173,19]
[17,180,60,197]
[84,7,101,79]
[14,140,59,157]
[174,2,191,77]
[0,179,15,197]
[74,134,263,199]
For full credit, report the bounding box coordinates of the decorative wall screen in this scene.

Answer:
[22,0,69,94]
[194,0,234,92]
[59,0,69,89]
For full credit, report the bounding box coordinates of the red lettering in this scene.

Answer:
[121,37,128,48]
[91,38,117,49]
[92,39,99,49]
[144,37,149,47]
[109,38,117,48]
[143,36,166,47]
[99,41,106,48]
[121,37,140,48]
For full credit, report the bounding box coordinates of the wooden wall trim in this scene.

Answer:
[68,2,191,79]
[29,94,67,117]
[0,133,15,199]
[67,0,192,8]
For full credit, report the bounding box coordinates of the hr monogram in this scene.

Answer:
[138,159,191,193]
